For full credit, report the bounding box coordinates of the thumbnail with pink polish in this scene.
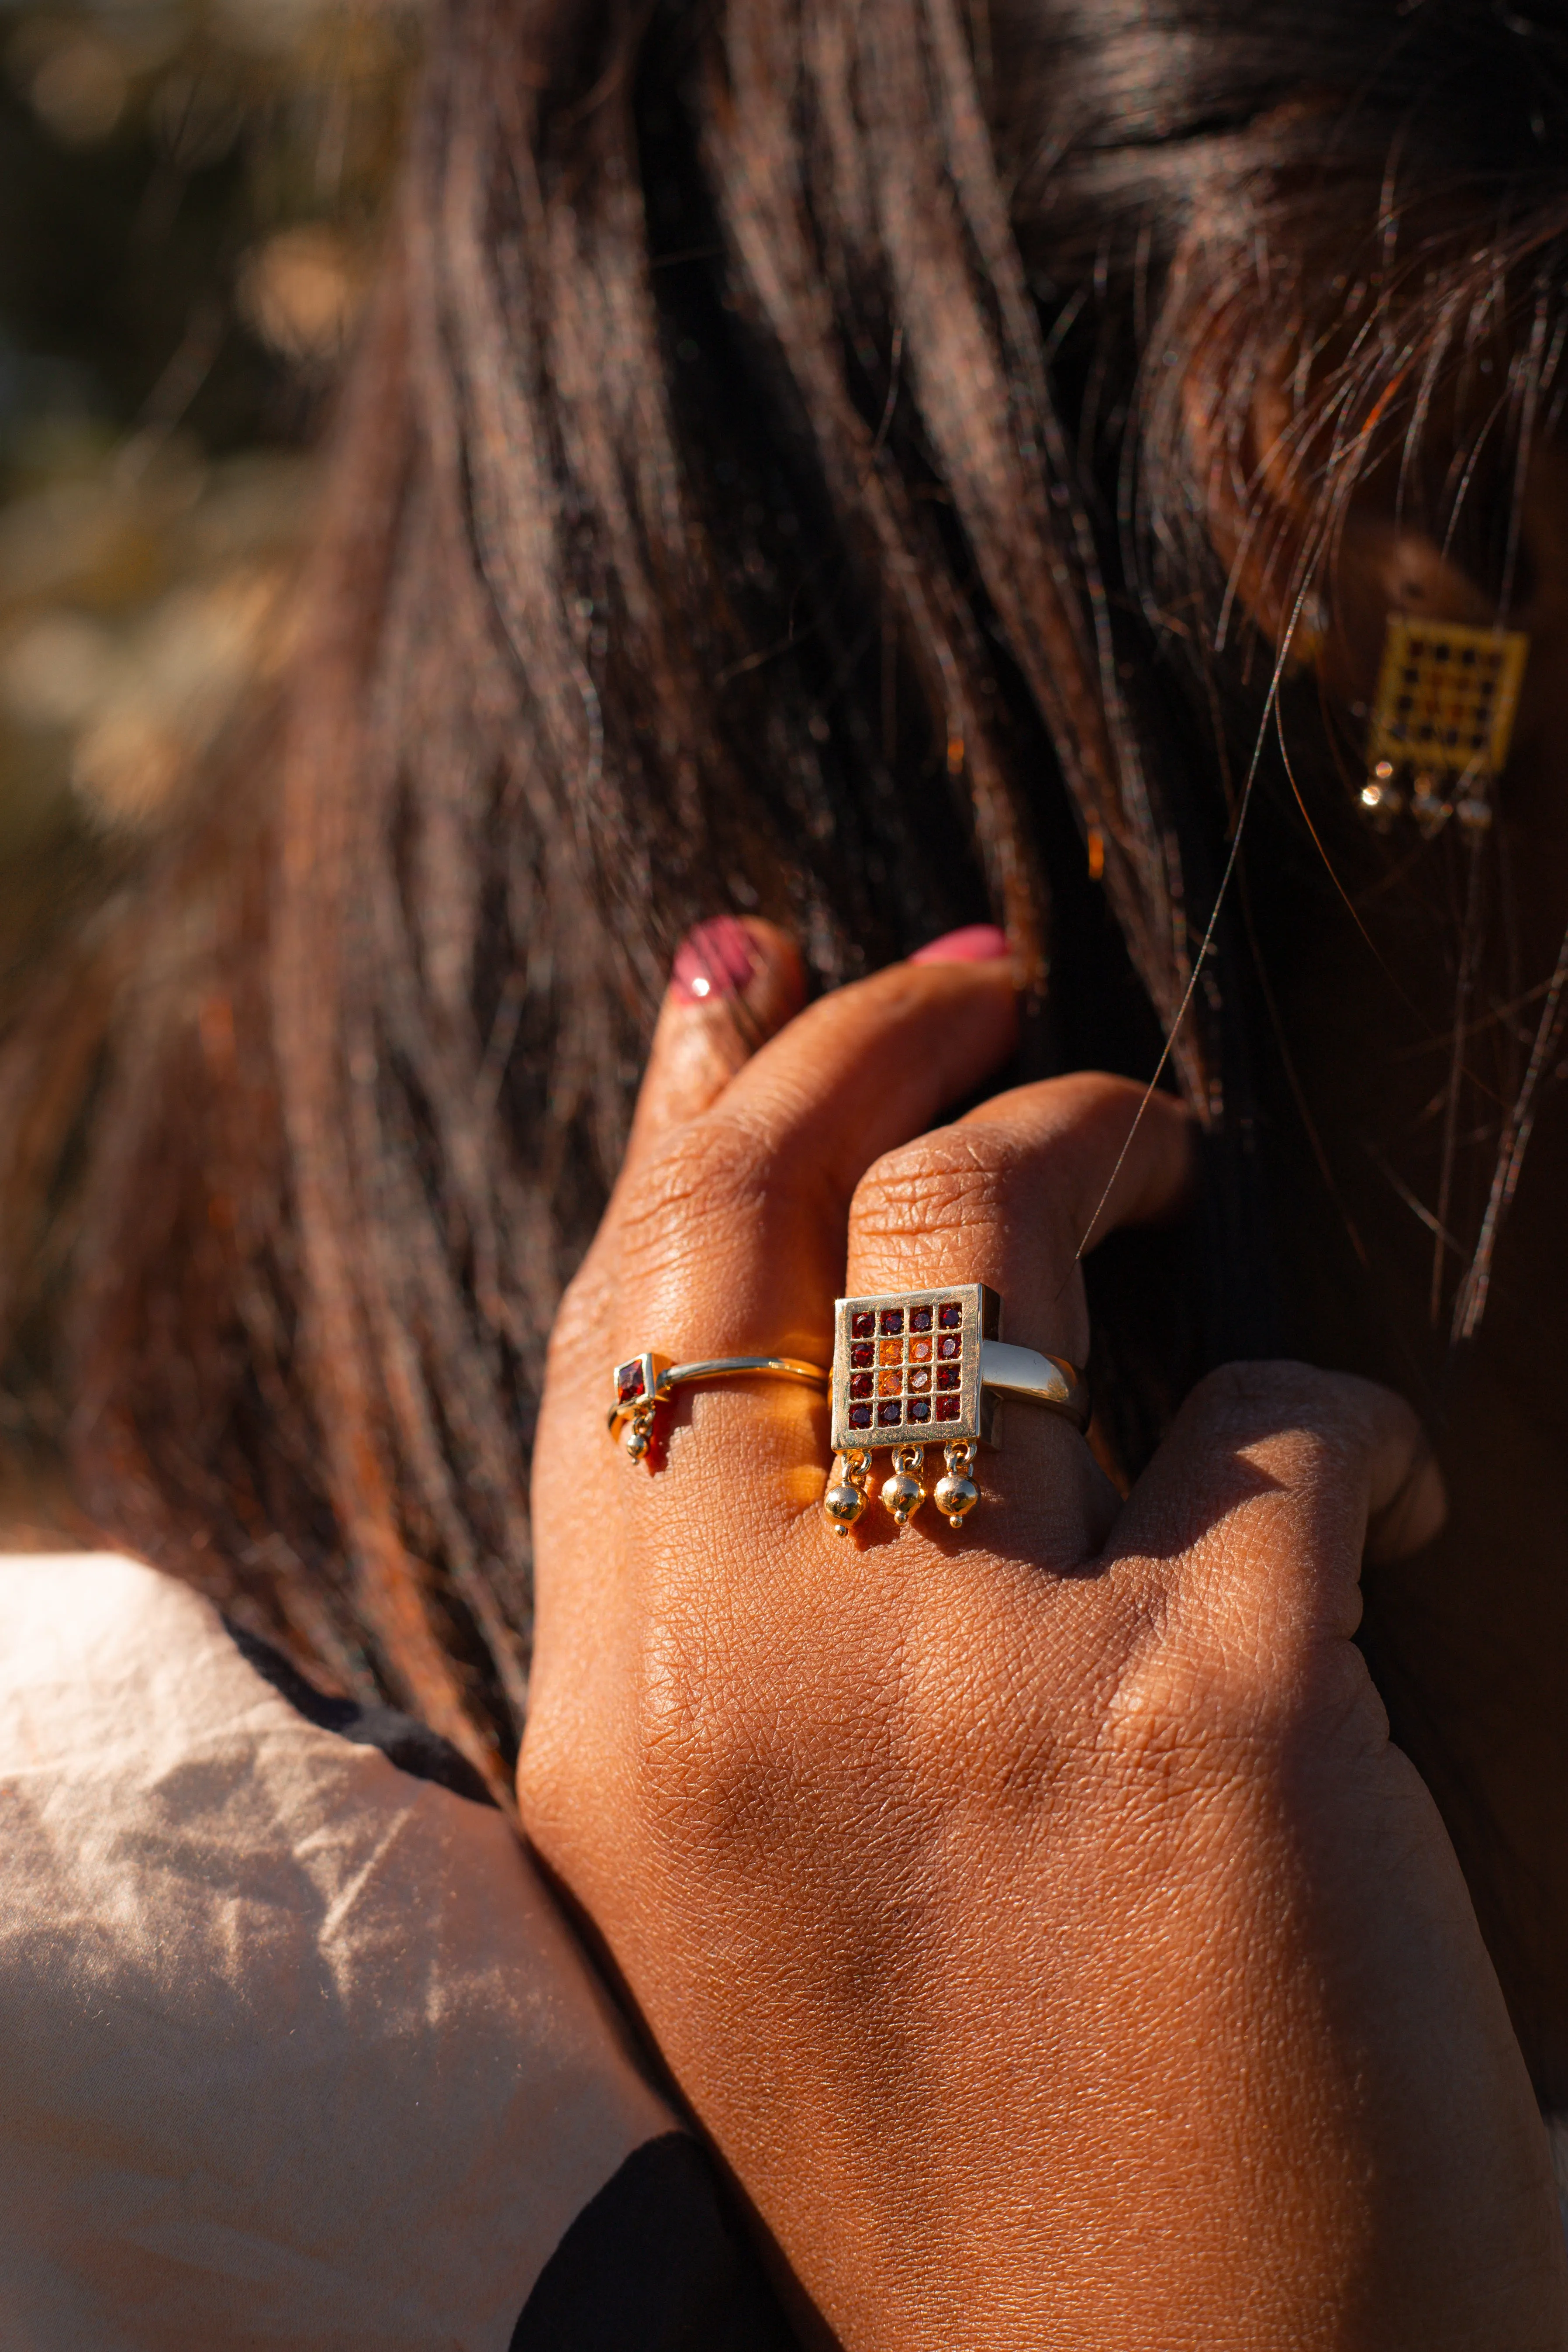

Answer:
[672,917,758,1004]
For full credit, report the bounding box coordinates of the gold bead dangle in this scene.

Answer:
[622,1401,656,1460]
[1453,776,1495,838]
[1358,759,1402,829]
[933,1439,980,1527]
[881,1446,927,1530]
[1409,771,1451,839]
[823,1449,872,1535]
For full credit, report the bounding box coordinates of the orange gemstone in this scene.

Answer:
[878,1369,901,1396]
[879,1339,902,1365]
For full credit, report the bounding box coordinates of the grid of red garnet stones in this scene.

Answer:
[844,1301,965,1433]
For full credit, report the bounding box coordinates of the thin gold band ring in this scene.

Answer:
[609,1352,829,1457]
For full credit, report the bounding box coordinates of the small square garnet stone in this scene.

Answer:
[908,1367,930,1392]
[878,1369,901,1396]
[850,1311,876,1339]
[907,1396,931,1422]
[938,1334,961,1359]
[937,1364,961,1390]
[615,1361,645,1403]
[936,1396,960,1421]
[849,1402,873,1430]
[879,1309,905,1335]
[877,1399,901,1426]
[938,1302,963,1328]
[851,1343,874,1368]
[910,1307,933,1332]
[850,1372,873,1400]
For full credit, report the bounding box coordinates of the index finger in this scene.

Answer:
[606,950,1020,1366]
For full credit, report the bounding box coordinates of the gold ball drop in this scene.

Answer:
[824,1480,867,1532]
[624,1421,651,1460]
[881,1469,925,1527]
[933,1471,979,1526]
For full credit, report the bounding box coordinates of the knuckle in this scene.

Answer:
[1175,1367,1418,1506]
[1182,1359,1355,1462]
[1074,1592,1272,1833]
[1102,1643,1245,1797]
[1190,1357,1333,1417]
[613,1116,763,1268]
[1100,1566,1319,1783]
[851,1127,1050,1250]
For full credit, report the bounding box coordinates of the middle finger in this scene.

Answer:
[843,1074,1195,1547]
[847,1074,1195,1362]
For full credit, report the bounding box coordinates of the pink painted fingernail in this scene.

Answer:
[910,924,1010,966]
[672,916,759,1004]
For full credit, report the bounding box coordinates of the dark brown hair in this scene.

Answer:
[4,0,1568,1820]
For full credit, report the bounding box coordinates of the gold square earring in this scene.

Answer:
[1360,616,1530,839]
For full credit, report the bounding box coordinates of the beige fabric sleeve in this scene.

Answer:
[0,1551,680,2352]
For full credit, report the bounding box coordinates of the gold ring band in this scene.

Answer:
[609,1350,829,1457]
[977,1340,1090,1430]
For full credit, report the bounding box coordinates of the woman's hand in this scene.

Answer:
[518,920,1568,2352]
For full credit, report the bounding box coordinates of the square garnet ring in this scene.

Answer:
[824,1284,1089,1537]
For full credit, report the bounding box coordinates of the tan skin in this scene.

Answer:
[515,369,1568,2335]
[517,932,1566,2347]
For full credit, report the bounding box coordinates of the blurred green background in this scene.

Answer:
[0,0,419,952]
